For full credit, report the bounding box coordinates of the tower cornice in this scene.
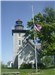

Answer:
[12,30,29,35]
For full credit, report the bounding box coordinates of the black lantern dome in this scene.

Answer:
[15,19,24,30]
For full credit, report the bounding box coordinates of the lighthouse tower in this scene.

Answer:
[12,19,27,68]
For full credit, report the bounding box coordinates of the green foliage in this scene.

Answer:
[34,63,46,69]
[20,63,32,69]
[43,8,55,23]
[41,56,53,67]
[1,63,7,69]
[27,7,55,56]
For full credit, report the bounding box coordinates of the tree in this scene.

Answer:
[1,62,7,68]
[41,56,53,67]
[43,8,55,23]
[27,7,55,56]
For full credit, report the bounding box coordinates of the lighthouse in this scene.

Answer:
[12,19,27,68]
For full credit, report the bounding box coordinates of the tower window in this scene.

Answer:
[19,40,21,45]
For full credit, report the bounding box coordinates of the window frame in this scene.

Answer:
[19,40,21,45]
